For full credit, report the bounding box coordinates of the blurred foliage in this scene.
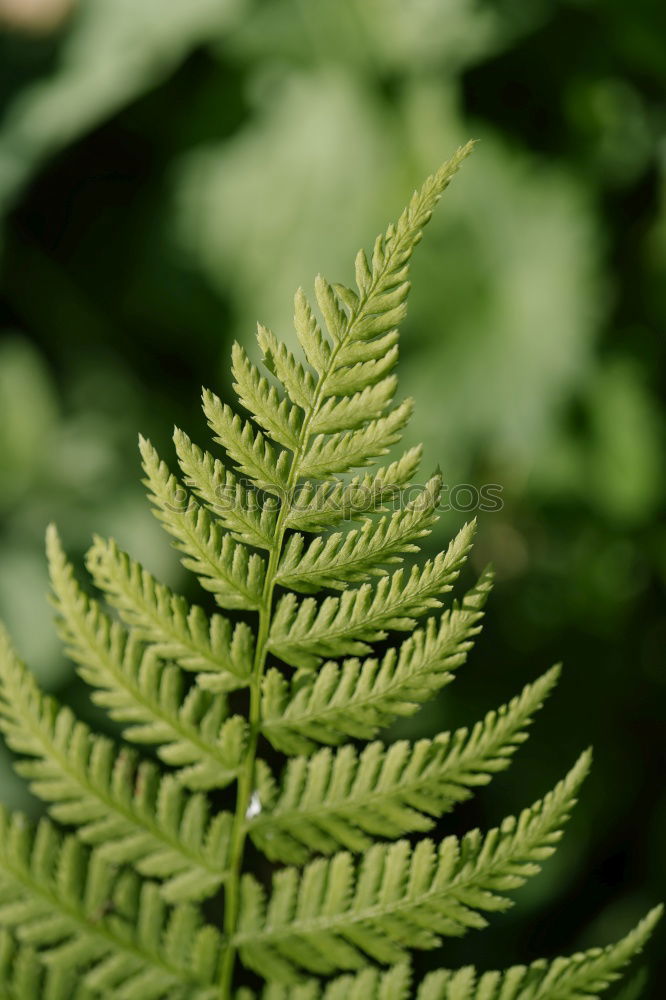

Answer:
[0,0,664,993]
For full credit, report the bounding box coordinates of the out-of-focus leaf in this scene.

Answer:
[176,74,602,480]
[0,0,248,227]
[0,335,58,509]
[533,358,662,525]
[226,0,503,74]
[177,69,396,339]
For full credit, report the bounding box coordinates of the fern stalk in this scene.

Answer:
[216,144,475,996]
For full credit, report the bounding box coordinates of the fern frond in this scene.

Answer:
[268,520,476,669]
[238,907,662,1000]
[0,628,229,903]
[250,668,559,864]
[323,348,399,398]
[0,144,657,1000]
[298,398,414,479]
[201,390,291,495]
[308,377,397,435]
[232,342,304,450]
[263,569,491,754]
[236,754,590,982]
[139,436,266,610]
[173,428,278,550]
[0,928,93,1000]
[415,906,662,999]
[284,446,423,534]
[275,475,441,593]
[47,526,245,790]
[0,810,223,999]
[256,321,318,411]
[291,288,331,379]
[86,536,252,689]
[240,963,412,1000]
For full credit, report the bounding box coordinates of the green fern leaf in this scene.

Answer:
[232,342,304,450]
[201,390,291,495]
[284,446,423,534]
[0,927,96,1000]
[257,321,318,410]
[236,754,590,982]
[275,474,441,593]
[139,436,266,610]
[262,569,492,752]
[47,526,245,790]
[236,907,661,999]
[0,811,223,999]
[308,376,398,434]
[291,288,332,379]
[250,667,559,863]
[415,906,663,999]
[0,628,229,903]
[173,428,278,550]
[298,398,414,479]
[85,535,252,689]
[268,520,476,669]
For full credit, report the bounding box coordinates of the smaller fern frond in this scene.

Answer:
[291,288,331,379]
[47,526,245,790]
[308,377,397,435]
[299,399,414,480]
[139,437,266,611]
[236,907,661,1000]
[415,905,662,1000]
[0,628,230,903]
[268,520,476,669]
[275,475,441,593]
[0,811,224,999]
[262,568,492,753]
[236,754,590,982]
[323,348,399,399]
[231,342,304,450]
[173,428,278,550]
[285,447,423,534]
[0,928,91,1000]
[201,390,291,495]
[86,536,253,689]
[250,667,559,864]
[256,321,317,411]
[238,963,412,1000]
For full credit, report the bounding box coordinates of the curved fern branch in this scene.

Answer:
[262,569,492,754]
[250,667,560,864]
[236,754,590,982]
[236,906,661,1000]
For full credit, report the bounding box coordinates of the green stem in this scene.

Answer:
[215,165,453,989]
[217,529,282,998]
[217,335,353,996]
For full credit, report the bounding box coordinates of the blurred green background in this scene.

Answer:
[0,0,664,994]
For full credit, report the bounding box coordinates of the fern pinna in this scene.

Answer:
[0,144,660,1000]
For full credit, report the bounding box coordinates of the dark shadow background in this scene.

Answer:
[0,0,664,994]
